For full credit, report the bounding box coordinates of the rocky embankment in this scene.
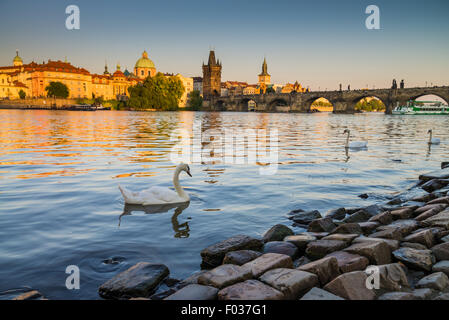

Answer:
[93,163,449,300]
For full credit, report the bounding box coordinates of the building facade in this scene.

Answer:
[175,74,194,108]
[202,50,222,99]
[0,51,154,100]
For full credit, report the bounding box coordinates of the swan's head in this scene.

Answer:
[343,129,350,134]
[178,163,192,177]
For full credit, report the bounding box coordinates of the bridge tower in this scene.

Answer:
[202,50,222,99]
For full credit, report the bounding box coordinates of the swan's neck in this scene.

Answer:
[345,132,350,148]
[173,167,188,200]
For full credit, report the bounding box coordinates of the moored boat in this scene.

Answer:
[393,100,449,115]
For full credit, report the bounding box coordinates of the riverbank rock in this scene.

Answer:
[343,210,372,223]
[263,241,298,258]
[326,251,369,273]
[242,253,293,278]
[198,264,252,289]
[323,271,376,300]
[352,236,400,251]
[283,234,316,251]
[223,250,262,266]
[200,235,263,269]
[403,229,434,248]
[217,280,284,300]
[344,241,391,265]
[428,196,449,205]
[330,223,363,235]
[263,224,294,242]
[419,167,449,182]
[421,179,447,193]
[298,256,340,285]
[432,261,449,276]
[411,288,437,300]
[326,208,346,221]
[392,247,435,271]
[290,210,322,225]
[377,219,419,237]
[98,262,169,299]
[401,242,428,250]
[164,284,218,300]
[259,268,318,299]
[369,211,393,225]
[422,209,449,229]
[308,217,336,233]
[391,207,417,220]
[300,287,345,300]
[359,222,381,234]
[305,240,348,260]
[416,272,449,291]
[431,242,449,261]
[369,228,403,241]
[374,263,410,295]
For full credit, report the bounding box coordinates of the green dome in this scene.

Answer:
[13,51,23,63]
[134,50,155,69]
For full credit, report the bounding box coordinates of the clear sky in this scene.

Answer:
[1,0,448,90]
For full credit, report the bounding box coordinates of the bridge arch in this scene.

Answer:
[305,97,336,113]
[409,93,449,105]
[268,98,289,112]
[238,97,257,112]
[352,96,387,112]
[215,100,227,111]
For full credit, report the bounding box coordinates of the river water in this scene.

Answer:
[0,109,448,299]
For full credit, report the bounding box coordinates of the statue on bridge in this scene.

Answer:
[392,79,397,89]
[400,79,405,89]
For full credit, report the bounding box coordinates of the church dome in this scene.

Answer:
[13,50,23,65]
[134,50,155,69]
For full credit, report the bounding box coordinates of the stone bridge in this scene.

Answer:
[203,86,449,114]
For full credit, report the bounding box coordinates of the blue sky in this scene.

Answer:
[0,0,448,90]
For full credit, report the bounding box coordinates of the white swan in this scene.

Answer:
[428,129,440,145]
[344,129,368,149]
[119,163,192,205]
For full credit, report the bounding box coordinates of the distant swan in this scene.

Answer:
[119,163,192,205]
[428,129,440,145]
[344,129,368,149]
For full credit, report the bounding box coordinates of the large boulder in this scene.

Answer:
[411,288,438,300]
[290,210,322,225]
[305,240,348,260]
[403,229,434,248]
[263,241,298,258]
[416,272,449,291]
[359,222,381,234]
[392,247,435,271]
[390,206,418,220]
[421,179,447,193]
[259,268,318,300]
[200,235,263,268]
[369,211,393,225]
[431,242,449,261]
[263,224,294,242]
[377,219,419,237]
[322,233,359,244]
[323,271,376,300]
[344,241,391,265]
[198,264,252,289]
[298,256,340,286]
[369,228,403,241]
[326,251,370,273]
[98,262,169,299]
[223,250,262,266]
[343,210,372,223]
[427,196,449,205]
[164,284,218,300]
[217,280,284,300]
[242,253,293,278]
[300,287,345,300]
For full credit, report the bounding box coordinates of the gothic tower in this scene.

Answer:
[202,50,222,99]
[258,58,271,86]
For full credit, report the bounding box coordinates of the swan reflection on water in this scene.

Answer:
[118,202,191,238]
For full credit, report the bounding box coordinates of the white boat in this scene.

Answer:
[393,100,449,115]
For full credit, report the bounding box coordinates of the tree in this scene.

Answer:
[187,90,203,110]
[45,81,69,98]
[18,89,26,99]
[128,73,184,110]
